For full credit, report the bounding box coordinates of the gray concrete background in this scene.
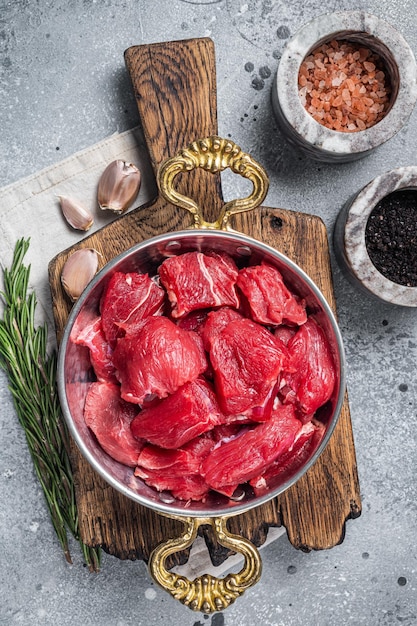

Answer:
[1,1,417,624]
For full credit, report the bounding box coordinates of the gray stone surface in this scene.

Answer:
[1,1,417,625]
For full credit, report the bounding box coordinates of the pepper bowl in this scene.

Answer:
[334,165,417,306]
[57,136,346,612]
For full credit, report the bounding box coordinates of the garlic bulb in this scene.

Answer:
[58,196,94,231]
[97,160,141,214]
[61,248,99,301]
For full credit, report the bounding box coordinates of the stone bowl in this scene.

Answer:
[272,11,417,162]
[333,165,417,306]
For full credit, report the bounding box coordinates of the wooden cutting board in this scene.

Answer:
[48,38,361,567]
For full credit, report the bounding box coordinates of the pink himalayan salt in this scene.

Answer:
[298,39,391,132]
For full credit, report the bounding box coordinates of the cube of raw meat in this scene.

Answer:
[280,317,336,419]
[201,307,245,351]
[207,313,289,416]
[100,271,165,347]
[131,379,223,449]
[176,310,208,334]
[84,382,142,467]
[249,420,325,495]
[134,435,214,501]
[135,467,209,502]
[202,404,302,494]
[159,251,239,318]
[113,316,208,404]
[274,325,297,345]
[237,262,307,326]
[73,316,117,383]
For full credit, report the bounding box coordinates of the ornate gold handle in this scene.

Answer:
[157,136,269,230]
[148,516,262,613]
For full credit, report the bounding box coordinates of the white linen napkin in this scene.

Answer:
[0,126,156,345]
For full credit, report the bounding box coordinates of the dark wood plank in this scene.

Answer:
[124,38,224,225]
[48,37,361,567]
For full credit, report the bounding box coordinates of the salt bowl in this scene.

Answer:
[272,11,417,162]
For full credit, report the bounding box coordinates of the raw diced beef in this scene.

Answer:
[274,325,297,345]
[137,446,195,472]
[80,257,337,503]
[210,423,243,443]
[113,316,207,404]
[159,251,239,318]
[73,316,117,383]
[100,271,165,347]
[176,310,208,334]
[207,313,289,416]
[137,434,214,472]
[134,435,214,501]
[237,262,307,326]
[202,404,302,495]
[84,382,142,466]
[249,420,325,495]
[280,317,336,419]
[130,379,223,449]
[201,307,245,351]
[135,467,209,502]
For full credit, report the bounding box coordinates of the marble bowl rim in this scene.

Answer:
[343,165,417,306]
[275,10,417,157]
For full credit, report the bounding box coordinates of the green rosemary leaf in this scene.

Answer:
[0,237,101,571]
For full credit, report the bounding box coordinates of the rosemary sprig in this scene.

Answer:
[0,238,101,572]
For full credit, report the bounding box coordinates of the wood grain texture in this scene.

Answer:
[124,38,223,225]
[48,38,361,567]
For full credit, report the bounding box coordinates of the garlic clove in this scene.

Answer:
[97,160,141,214]
[61,248,99,301]
[58,195,94,231]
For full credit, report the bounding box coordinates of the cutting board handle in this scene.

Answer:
[125,38,224,223]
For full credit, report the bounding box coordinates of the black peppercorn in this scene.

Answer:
[365,190,417,287]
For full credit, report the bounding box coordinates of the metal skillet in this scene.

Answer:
[58,136,345,613]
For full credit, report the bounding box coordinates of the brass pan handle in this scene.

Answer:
[157,136,269,230]
[149,516,262,613]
